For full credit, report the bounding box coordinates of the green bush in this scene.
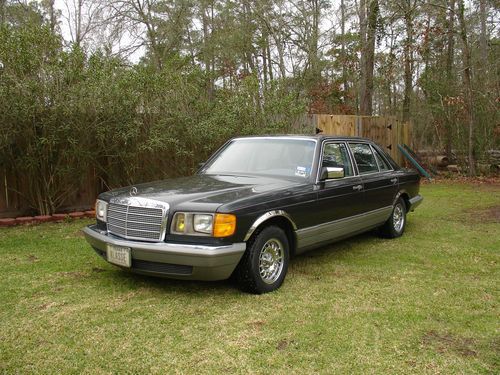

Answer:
[0,24,305,215]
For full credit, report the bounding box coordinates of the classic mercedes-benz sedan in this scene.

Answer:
[83,135,422,293]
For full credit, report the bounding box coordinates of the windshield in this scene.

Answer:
[203,138,316,179]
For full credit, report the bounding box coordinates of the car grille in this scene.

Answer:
[107,203,166,241]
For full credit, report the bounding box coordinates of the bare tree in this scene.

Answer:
[61,0,107,49]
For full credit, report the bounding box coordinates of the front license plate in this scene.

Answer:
[106,244,131,267]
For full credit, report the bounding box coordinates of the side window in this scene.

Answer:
[373,147,391,171]
[322,143,354,177]
[349,143,379,174]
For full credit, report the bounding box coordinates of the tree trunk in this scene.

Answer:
[275,32,286,79]
[359,0,367,114]
[201,2,214,100]
[309,0,320,85]
[478,0,488,85]
[444,0,456,158]
[267,42,273,81]
[45,0,57,34]
[458,0,476,176]
[360,0,377,115]
[340,0,349,107]
[75,0,82,47]
[402,0,413,122]
[262,39,268,89]
[0,0,5,26]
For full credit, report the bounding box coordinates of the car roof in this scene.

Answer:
[232,134,374,143]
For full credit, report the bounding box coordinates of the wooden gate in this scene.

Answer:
[312,115,412,166]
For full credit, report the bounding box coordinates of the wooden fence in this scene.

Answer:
[0,114,413,218]
[310,114,412,166]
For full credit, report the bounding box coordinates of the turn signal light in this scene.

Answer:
[213,214,236,237]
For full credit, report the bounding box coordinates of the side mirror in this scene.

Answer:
[320,166,344,180]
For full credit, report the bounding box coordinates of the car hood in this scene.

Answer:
[99,174,302,212]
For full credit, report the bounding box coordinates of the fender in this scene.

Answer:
[244,210,298,241]
[393,189,411,208]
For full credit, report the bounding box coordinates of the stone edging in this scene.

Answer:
[0,211,95,227]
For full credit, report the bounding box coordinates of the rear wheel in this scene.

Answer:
[379,198,406,238]
[236,226,289,294]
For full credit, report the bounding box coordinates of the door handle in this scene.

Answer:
[353,184,363,191]
[390,178,398,184]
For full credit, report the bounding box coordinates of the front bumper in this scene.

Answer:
[82,225,246,281]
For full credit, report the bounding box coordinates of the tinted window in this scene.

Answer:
[322,143,354,177]
[373,148,391,171]
[349,143,379,174]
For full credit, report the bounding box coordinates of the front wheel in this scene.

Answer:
[379,198,407,238]
[235,226,290,294]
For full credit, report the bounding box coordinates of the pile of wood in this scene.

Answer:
[416,149,500,174]
[480,150,500,174]
[416,150,454,171]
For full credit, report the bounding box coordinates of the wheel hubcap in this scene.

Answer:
[258,238,284,284]
[393,204,404,232]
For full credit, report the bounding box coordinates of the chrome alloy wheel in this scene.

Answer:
[258,238,284,284]
[393,203,405,233]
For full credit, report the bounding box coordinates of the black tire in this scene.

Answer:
[379,197,407,238]
[235,225,290,294]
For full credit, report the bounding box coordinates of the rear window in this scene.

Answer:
[349,143,379,174]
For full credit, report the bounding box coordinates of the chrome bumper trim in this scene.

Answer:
[82,225,246,280]
[409,194,423,211]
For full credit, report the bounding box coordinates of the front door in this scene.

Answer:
[296,141,363,252]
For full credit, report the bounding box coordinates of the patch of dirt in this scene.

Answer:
[277,339,293,351]
[38,301,66,311]
[463,205,500,223]
[26,254,39,263]
[92,267,106,273]
[422,331,477,357]
[246,319,265,331]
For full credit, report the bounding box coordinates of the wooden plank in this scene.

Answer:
[316,114,412,166]
[316,115,356,136]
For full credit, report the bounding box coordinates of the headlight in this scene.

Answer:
[193,214,213,234]
[171,212,236,237]
[95,199,108,222]
[173,213,186,233]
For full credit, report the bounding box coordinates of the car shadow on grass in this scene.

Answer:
[107,269,237,296]
[99,230,387,296]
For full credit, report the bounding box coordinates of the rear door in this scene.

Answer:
[348,142,398,213]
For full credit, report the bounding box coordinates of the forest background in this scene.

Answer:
[0,0,498,215]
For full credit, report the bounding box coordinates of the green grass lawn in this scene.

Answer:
[0,182,499,374]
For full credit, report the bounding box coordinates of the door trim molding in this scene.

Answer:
[296,206,392,250]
